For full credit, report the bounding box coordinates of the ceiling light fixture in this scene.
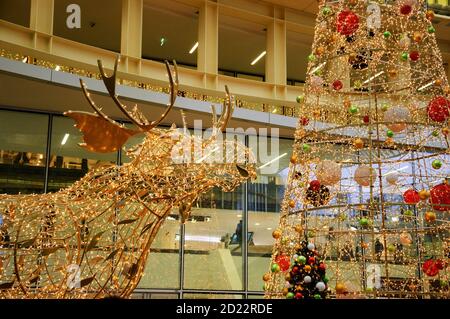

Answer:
[258,153,287,169]
[418,81,434,91]
[251,51,266,66]
[189,42,199,54]
[55,65,61,71]
[309,62,326,75]
[61,133,70,145]
[196,147,219,163]
[363,71,384,84]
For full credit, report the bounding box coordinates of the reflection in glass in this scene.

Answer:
[48,116,117,192]
[248,138,292,291]
[0,110,48,194]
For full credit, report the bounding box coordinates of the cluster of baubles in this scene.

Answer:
[302,1,450,127]
[283,241,328,299]
[403,182,450,213]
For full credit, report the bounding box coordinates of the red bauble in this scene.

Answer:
[336,10,359,36]
[422,259,440,277]
[430,183,450,211]
[363,115,370,123]
[275,254,291,272]
[292,266,299,274]
[427,96,450,123]
[308,256,315,264]
[332,80,343,91]
[295,292,303,299]
[435,259,445,270]
[310,180,321,192]
[300,117,310,126]
[409,51,420,61]
[403,189,420,204]
[319,263,326,271]
[400,4,412,15]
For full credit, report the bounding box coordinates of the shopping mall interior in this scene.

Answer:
[0,0,449,299]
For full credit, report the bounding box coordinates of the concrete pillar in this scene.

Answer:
[265,18,286,85]
[29,0,54,34]
[121,0,143,58]
[197,1,218,75]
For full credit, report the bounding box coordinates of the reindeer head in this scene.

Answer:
[65,57,255,220]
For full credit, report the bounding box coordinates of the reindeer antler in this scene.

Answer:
[81,56,178,131]
[211,85,234,135]
[66,56,179,153]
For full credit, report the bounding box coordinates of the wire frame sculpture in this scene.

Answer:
[0,57,256,298]
[265,0,449,299]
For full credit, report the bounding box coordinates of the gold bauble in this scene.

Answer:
[388,68,398,78]
[434,79,442,86]
[290,155,298,164]
[294,224,303,233]
[385,137,395,147]
[288,199,296,208]
[304,265,311,272]
[419,189,430,200]
[263,273,271,282]
[426,10,435,21]
[335,283,347,294]
[313,110,321,118]
[285,273,291,281]
[343,98,352,108]
[315,46,325,56]
[272,229,282,239]
[443,127,450,136]
[282,288,289,296]
[353,138,364,149]
[413,31,423,43]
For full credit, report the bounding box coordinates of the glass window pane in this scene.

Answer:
[142,0,198,69]
[0,0,31,27]
[247,137,292,291]
[48,116,117,191]
[122,126,180,289]
[0,110,48,194]
[219,14,266,80]
[183,133,246,291]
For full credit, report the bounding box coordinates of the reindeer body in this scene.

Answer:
[0,58,255,298]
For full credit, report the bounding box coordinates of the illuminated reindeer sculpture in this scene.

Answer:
[0,57,255,298]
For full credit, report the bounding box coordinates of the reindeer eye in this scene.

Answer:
[236,165,249,177]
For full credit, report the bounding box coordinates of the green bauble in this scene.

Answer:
[308,54,316,62]
[432,159,442,169]
[383,31,391,38]
[432,130,439,137]
[298,255,307,264]
[401,52,408,61]
[296,95,305,103]
[314,294,322,299]
[359,218,369,227]
[323,276,329,284]
[387,244,396,252]
[322,7,331,15]
[404,210,414,217]
[349,105,359,114]
[381,103,389,112]
[428,26,436,34]
[286,292,295,299]
[387,130,394,138]
[302,143,311,152]
[308,230,316,238]
[271,263,280,273]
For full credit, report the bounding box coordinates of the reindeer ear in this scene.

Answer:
[65,111,141,153]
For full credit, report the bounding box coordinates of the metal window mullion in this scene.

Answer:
[43,114,53,193]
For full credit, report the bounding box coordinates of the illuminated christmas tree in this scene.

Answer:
[265,0,449,299]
